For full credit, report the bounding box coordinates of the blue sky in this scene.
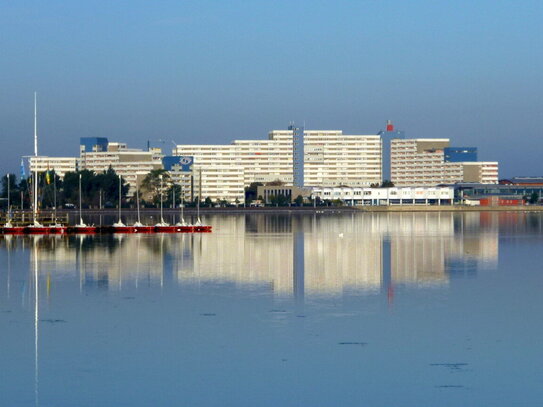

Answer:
[1,0,541,177]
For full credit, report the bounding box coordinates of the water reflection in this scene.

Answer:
[5,211,540,300]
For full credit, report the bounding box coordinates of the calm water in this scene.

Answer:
[1,212,543,406]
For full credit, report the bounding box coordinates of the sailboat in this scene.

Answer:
[175,184,194,232]
[3,173,25,234]
[112,176,135,233]
[71,173,97,233]
[155,174,176,232]
[132,180,154,233]
[26,93,51,234]
[49,172,67,234]
[193,193,212,233]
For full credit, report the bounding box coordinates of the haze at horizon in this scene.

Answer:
[0,0,541,178]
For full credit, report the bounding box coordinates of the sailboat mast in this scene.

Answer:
[136,183,141,224]
[159,174,164,223]
[53,174,57,222]
[79,173,82,224]
[180,184,184,222]
[118,175,122,223]
[7,173,10,220]
[33,92,38,224]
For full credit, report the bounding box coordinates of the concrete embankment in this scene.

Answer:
[59,205,543,215]
[355,205,543,213]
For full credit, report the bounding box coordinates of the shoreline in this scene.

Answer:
[52,205,543,215]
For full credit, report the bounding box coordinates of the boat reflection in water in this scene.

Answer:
[0,211,522,299]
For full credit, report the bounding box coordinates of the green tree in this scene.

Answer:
[294,195,304,206]
[141,169,171,206]
[529,192,539,205]
[381,180,395,188]
[244,182,263,204]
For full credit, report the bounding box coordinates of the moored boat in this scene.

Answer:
[25,223,52,234]
[3,224,26,235]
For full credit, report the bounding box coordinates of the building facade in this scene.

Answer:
[174,129,382,203]
[79,138,163,194]
[311,186,454,206]
[28,156,78,178]
[391,139,498,186]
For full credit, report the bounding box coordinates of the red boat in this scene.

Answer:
[133,225,155,233]
[49,225,68,234]
[69,224,98,234]
[111,222,136,234]
[194,225,212,233]
[155,224,178,233]
[175,224,195,233]
[2,226,26,235]
[25,224,52,234]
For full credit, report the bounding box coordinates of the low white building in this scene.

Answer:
[311,186,454,206]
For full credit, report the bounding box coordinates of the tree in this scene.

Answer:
[141,169,171,206]
[529,192,539,205]
[62,170,95,207]
[294,195,304,206]
[1,174,19,210]
[205,197,213,207]
[381,180,395,188]
[60,168,128,208]
[270,194,289,206]
[245,182,263,204]
[266,179,285,186]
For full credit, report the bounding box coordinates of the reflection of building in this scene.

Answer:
[13,212,503,298]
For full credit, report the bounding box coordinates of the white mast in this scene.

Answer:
[33,92,41,226]
[78,173,84,226]
[5,173,12,227]
[159,174,164,224]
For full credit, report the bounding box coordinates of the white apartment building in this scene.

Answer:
[174,130,382,202]
[391,139,498,186]
[28,156,78,178]
[80,143,163,194]
[443,161,499,185]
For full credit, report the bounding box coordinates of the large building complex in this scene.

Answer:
[390,138,498,186]
[23,122,500,204]
[173,129,382,202]
[79,138,163,193]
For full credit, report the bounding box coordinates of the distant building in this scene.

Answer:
[444,147,477,162]
[174,128,382,203]
[378,120,405,181]
[257,185,310,204]
[499,177,543,186]
[80,137,108,153]
[28,156,78,178]
[391,139,498,186]
[79,138,163,194]
[310,186,454,206]
[455,183,543,202]
[291,124,305,188]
